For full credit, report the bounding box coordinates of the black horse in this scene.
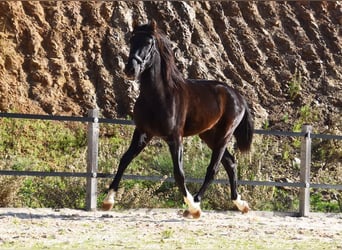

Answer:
[103,20,254,218]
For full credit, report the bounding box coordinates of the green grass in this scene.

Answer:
[0,118,341,212]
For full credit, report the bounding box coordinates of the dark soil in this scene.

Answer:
[0,1,341,133]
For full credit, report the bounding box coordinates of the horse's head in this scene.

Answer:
[124,20,158,80]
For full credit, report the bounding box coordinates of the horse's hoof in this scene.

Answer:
[191,209,201,219]
[183,209,201,219]
[102,202,114,211]
[241,204,250,214]
[183,209,191,218]
[233,195,250,214]
[102,189,115,211]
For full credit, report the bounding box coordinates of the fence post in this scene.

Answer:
[299,124,312,217]
[86,109,99,211]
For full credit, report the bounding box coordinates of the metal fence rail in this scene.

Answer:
[1,170,341,190]
[0,110,341,216]
[1,112,341,139]
[254,129,342,140]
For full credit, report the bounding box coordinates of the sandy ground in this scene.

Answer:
[0,208,341,249]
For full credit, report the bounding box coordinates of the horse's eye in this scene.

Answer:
[147,38,153,44]
[142,39,151,47]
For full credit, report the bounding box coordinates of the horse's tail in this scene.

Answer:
[233,102,254,152]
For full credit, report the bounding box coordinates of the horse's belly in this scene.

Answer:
[183,114,221,137]
[133,110,175,137]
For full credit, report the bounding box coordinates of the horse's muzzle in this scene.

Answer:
[124,59,140,80]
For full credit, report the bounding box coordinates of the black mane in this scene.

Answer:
[133,23,185,89]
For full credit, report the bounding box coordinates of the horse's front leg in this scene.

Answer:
[102,129,151,211]
[167,135,201,219]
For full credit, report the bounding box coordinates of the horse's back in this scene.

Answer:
[182,79,246,137]
[186,79,243,97]
[185,79,245,110]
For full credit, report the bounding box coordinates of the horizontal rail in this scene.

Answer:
[98,118,134,125]
[0,112,93,123]
[310,133,342,140]
[0,112,134,125]
[1,170,341,190]
[254,129,305,137]
[0,170,91,178]
[254,129,342,140]
[1,112,341,139]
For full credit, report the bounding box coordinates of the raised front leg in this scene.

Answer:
[221,149,249,213]
[167,136,201,219]
[102,129,151,211]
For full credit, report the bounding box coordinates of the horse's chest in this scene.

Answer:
[133,100,176,136]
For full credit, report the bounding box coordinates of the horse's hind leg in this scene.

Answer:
[193,131,228,215]
[200,131,249,213]
[102,129,151,211]
[193,146,226,204]
[221,149,249,213]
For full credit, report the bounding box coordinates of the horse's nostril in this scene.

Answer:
[124,63,139,80]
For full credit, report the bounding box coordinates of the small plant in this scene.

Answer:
[311,192,341,212]
[288,68,302,101]
[282,113,289,123]
[161,229,174,239]
[300,104,311,121]
[0,176,21,207]
[292,103,322,148]
[262,120,270,130]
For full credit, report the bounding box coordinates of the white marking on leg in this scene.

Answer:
[184,191,201,214]
[233,194,249,212]
[103,189,115,204]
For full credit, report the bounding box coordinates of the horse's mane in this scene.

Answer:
[133,22,186,89]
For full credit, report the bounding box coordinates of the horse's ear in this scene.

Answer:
[132,19,139,30]
[150,19,157,31]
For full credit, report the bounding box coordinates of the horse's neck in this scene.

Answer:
[139,65,172,103]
